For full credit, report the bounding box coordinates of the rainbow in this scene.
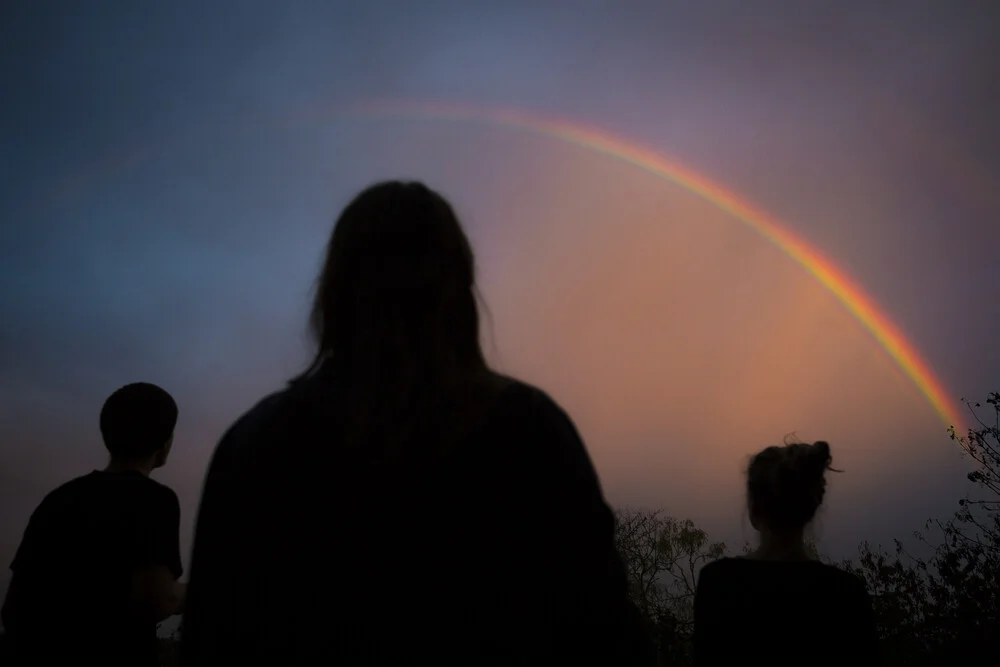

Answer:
[316,100,963,432]
[39,98,964,432]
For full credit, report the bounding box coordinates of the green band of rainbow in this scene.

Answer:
[323,100,963,433]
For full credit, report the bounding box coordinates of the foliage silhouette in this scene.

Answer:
[613,508,725,664]
[842,392,1000,666]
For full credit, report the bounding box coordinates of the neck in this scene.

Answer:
[751,530,813,561]
[105,459,155,477]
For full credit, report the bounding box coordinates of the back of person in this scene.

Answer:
[180,181,654,667]
[693,441,880,667]
[695,557,876,665]
[3,383,185,667]
[185,372,650,665]
[6,472,177,666]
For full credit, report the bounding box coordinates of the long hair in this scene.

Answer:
[294,181,499,456]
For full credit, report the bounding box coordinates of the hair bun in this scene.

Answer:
[810,440,832,470]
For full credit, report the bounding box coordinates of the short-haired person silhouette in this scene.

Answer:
[2,383,185,667]
[692,440,880,666]
[179,181,654,666]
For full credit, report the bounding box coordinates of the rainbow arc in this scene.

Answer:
[331,100,963,432]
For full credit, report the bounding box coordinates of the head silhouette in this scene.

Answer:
[303,180,485,377]
[297,181,491,452]
[100,382,178,468]
[747,440,837,536]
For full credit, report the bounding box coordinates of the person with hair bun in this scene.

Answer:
[692,440,880,666]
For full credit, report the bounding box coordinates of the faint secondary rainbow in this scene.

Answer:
[318,99,963,432]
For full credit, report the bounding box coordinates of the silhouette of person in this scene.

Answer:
[179,180,655,666]
[692,440,880,666]
[1,382,185,667]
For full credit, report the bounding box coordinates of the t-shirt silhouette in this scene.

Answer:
[180,371,655,666]
[4,470,182,667]
[693,556,880,666]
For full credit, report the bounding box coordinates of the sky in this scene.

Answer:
[1,0,999,601]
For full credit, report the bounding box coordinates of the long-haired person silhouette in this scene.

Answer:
[179,181,654,666]
[692,440,880,666]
